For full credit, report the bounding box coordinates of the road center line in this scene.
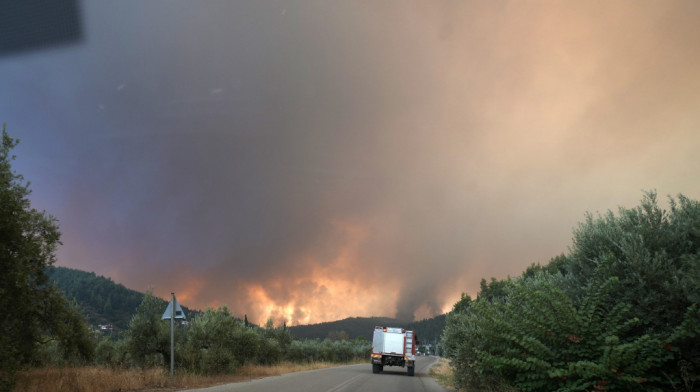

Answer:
[325,374,364,392]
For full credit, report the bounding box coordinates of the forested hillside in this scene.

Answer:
[289,317,399,341]
[43,267,372,373]
[48,265,448,345]
[47,266,199,331]
[288,314,446,345]
[406,314,447,347]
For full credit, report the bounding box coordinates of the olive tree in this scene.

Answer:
[0,125,94,388]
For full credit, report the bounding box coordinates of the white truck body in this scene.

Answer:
[371,326,417,376]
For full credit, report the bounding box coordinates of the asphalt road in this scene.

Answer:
[183,356,448,392]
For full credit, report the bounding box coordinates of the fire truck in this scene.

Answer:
[371,326,418,376]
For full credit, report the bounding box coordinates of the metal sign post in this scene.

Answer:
[170,293,174,380]
[162,292,186,381]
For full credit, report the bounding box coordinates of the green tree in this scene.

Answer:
[0,125,93,389]
[445,273,682,391]
[182,306,240,373]
[564,192,700,333]
[443,192,700,391]
[124,290,170,367]
[39,289,96,364]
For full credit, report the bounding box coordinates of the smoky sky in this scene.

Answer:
[2,1,700,324]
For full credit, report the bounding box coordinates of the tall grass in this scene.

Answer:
[13,361,366,392]
[429,358,456,392]
[14,367,170,392]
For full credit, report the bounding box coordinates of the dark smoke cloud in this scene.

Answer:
[2,1,700,324]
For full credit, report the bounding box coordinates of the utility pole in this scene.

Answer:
[161,292,186,381]
[170,292,174,380]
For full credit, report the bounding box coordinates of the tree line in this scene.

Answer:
[442,192,699,391]
[1,126,95,389]
[288,314,446,344]
[93,292,370,374]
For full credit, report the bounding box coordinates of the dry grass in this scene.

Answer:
[13,367,170,392]
[429,357,457,391]
[13,361,365,392]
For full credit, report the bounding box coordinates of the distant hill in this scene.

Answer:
[405,314,447,346]
[48,266,447,343]
[47,266,199,331]
[288,317,401,341]
[288,314,447,345]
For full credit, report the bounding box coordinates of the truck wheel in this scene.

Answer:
[372,364,382,374]
[407,366,415,376]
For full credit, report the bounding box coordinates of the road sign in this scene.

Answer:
[161,295,186,320]
[162,292,186,380]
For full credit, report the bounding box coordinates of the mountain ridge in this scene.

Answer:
[287,314,446,344]
[48,266,446,343]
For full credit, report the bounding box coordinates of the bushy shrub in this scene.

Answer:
[124,291,170,367]
[443,193,700,391]
[94,337,128,367]
[565,193,700,336]
[199,346,237,374]
[256,338,282,365]
[229,327,261,365]
[283,337,369,364]
[181,306,240,374]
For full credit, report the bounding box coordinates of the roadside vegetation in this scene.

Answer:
[429,357,457,391]
[13,361,356,392]
[1,126,94,390]
[12,296,369,392]
[11,291,370,392]
[442,192,699,391]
